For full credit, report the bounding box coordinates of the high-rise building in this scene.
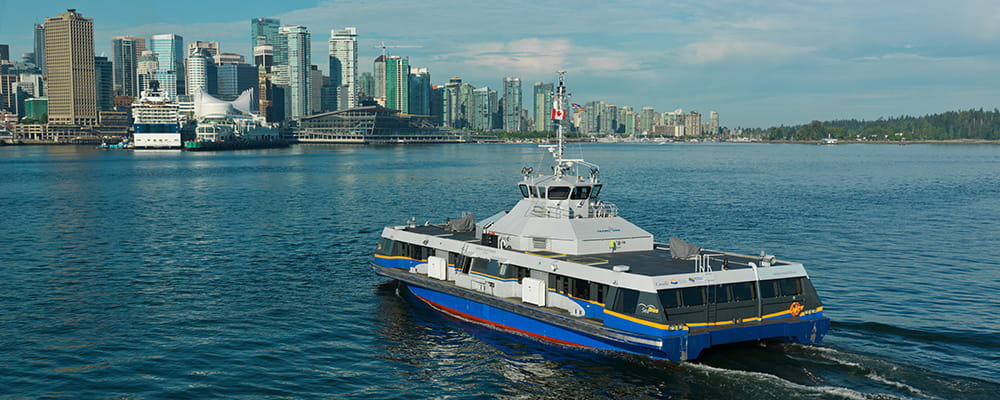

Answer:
[442,77,462,128]
[328,27,357,110]
[149,34,184,98]
[253,44,273,68]
[310,65,324,114]
[0,45,8,61]
[709,110,719,135]
[94,56,113,112]
[217,62,256,97]
[111,36,145,97]
[621,107,636,135]
[187,41,219,58]
[532,82,553,132]
[254,44,275,121]
[44,8,97,126]
[686,110,702,136]
[186,51,214,95]
[384,56,409,113]
[215,53,245,65]
[251,17,284,65]
[136,50,158,94]
[373,56,386,100]
[430,85,443,125]
[459,83,475,129]
[584,101,602,135]
[280,25,310,118]
[408,67,430,116]
[358,72,374,96]
[502,77,522,132]
[639,107,655,134]
[33,24,46,75]
[472,86,496,131]
[600,103,617,134]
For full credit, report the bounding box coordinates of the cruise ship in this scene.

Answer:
[131,80,181,149]
[371,73,830,361]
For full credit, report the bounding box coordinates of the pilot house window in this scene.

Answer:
[570,186,591,200]
[548,186,571,200]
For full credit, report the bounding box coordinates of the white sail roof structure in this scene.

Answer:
[193,88,255,119]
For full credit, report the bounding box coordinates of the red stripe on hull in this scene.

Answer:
[411,291,589,349]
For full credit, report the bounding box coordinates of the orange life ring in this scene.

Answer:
[789,302,804,317]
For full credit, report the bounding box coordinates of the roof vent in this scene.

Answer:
[612,265,630,272]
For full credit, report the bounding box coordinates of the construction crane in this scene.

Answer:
[374,41,420,58]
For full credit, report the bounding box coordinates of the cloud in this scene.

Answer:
[680,39,814,64]
[444,38,637,75]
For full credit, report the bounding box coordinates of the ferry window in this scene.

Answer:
[516,266,531,283]
[680,287,705,307]
[730,282,755,302]
[376,238,394,256]
[548,186,571,200]
[459,256,472,274]
[779,278,802,297]
[519,184,529,198]
[529,186,537,197]
[596,284,608,304]
[571,186,591,200]
[759,280,779,298]
[470,258,490,273]
[658,289,680,309]
[590,184,603,198]
[614,289,640,314]
[572,278,591,300]
[708,284,729,303]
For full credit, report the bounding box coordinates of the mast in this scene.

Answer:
[551,70,568,176]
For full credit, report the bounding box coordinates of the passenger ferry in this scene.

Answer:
[371,73,830,361]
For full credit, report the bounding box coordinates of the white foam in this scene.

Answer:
[866,373,936,399]
[683,362,901,400]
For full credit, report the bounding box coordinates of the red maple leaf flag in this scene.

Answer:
[551,108,566,120]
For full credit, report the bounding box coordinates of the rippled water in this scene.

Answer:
[1,143,997,399]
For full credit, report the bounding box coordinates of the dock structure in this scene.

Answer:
[293,105,464,144]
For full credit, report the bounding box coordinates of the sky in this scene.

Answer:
[2,0,1000,128]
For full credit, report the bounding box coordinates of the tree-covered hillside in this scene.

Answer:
[752,109,1000,140]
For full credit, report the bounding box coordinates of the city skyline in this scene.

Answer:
[2,1,1000,127]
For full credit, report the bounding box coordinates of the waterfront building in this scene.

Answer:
[251,17,285,65]
[384,56,409,113]
[584,101,602,135]
[328,27,357,110]
[25,97,47,121]
[359,72,374,97]
[294,105,460,144]
[600,103,617,134]
[254,44,274,121]
[442,77,462,128]
[373,56,385,100]
[33,24,45,75]
[533,82,553,132]
[501,77,522,132]
[44,8,97,126]
[0,73,18,113]
[458,83,475,129]
[408,67,430,116]
[187,41,219,58]
[111,36,145,97]
[639,107,655,135]
[95,56,113,112]
[622,107,636,135]
[280,25,310,118]
[686,110,703,136]
[709,110,719,135]
[471,86,495,131]
[149,34,184,99]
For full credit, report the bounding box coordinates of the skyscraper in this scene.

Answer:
[328,27,357,110]
[532,82,553,132]
[472,86,493,131]
[186,51,212,95]
[408,67,430,116]
[149,34,184,98]
[33,24,45,75]
[709,111,719,135]
[502,77,522,132]
[358,72,374,96]
[112,36,145,97]
[136,50,158,94]
[0,45,8,61]
[384,56,409,113]
[280,25,310,118]
[94,56,113,112]
[639,107,655,134]
[44,8,97,126]
[187,41,219,58]
[216,63,255,97]
[442,77,462,128]
[251,17,284,65]
[373,56,386,100]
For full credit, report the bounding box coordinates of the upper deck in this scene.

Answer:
[397,223,793,278]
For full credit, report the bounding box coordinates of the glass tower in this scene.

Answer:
[149,34,184,99]
[251,17,285,65]
[328,27,357,110]
[112,36,145,97]
[502,77,522,132]
[532,82,552,132]
[280,25,310,118]
[384,56,409,113]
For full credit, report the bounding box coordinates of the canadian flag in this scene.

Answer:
[551,108,566,120]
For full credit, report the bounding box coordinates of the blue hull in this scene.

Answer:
[373,260,830,361]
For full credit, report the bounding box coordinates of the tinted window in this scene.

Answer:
[730,282,755,302]
[571,186,591,200]
[680,287,705,307]
[708,285,729,303]
[614,289,640,313]
[759,280,778,298]
[376,238,393,255]
[591,184,602,198]
[658,289,679,309]
[779,278,801,296]
[548,186,571,200]
[519,184,529,198]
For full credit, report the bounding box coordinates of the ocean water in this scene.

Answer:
[0,142,997,399]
